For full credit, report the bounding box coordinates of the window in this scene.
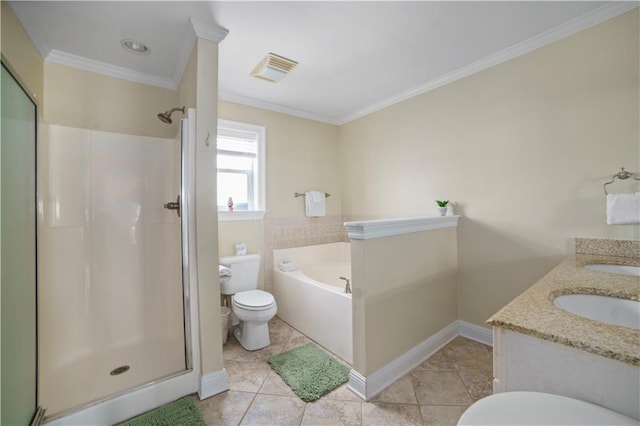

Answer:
[217,119,266,221]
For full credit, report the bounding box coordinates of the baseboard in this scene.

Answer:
[347,320,493,401]
[198,369,229,399]
[348,321,459,400]
[347,370,368,400]
[457,320,493,347]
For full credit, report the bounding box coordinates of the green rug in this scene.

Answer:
[124,396,205,426]
[268,343,350,402]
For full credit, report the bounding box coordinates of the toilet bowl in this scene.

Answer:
[232,289,277,350]
[458,391,637,425]
[219,254,277,351]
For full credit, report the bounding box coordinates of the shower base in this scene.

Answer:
[40,336,185,417]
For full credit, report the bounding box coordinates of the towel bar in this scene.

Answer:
[294,192,330,198]
[604,167,640,194]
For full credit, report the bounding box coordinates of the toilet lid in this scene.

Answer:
[457,392,637,425]
[233,290,275,310]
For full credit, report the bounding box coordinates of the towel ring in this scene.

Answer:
[603,167,640,194]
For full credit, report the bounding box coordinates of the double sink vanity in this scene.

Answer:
[488,238,640,420]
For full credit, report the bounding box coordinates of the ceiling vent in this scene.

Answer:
[251,53,298,83]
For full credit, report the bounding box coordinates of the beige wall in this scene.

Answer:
[43,62,178,138]
[218,100,341,219]
[193,38,224,376]
[351,227,458,374]
[216,101,343,290]
[218,220,265,258]
[340,10,640,328]
[1,2,44,107]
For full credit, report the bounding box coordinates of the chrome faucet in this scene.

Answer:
[339,277,352,294]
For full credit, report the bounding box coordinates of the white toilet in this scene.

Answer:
[458,391,638,425]
[219,254,277,351]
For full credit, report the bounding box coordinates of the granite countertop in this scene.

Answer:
[488,253,640,366]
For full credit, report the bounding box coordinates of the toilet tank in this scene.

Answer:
[219,254,261,295]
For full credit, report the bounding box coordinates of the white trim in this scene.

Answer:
[219,91,341,126]
[344,216,459,240]
[348,320,493,401]
[189,18,229,44]
[347,370,368,401]
[217,119,267,214]
[198,369,229,399]
[348,321,459,400]
[493,327,505,394]
[218,210,267,222]
[339,2,638,124]
[458,320,493,347]
[46,49,177,90]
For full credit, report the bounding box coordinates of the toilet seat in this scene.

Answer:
[232,290,275,311]
[458,392,637,425]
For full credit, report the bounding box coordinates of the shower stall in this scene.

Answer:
[39,109,200,424]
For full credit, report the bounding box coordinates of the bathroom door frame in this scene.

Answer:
[46,108,202,426]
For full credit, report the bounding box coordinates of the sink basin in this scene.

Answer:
[554,294,640,330]
[584,264,640,276]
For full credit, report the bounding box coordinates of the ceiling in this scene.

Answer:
[9,1,637,124]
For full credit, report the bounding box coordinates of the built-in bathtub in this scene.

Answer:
[272,242,352,363]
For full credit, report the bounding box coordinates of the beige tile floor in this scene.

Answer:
[196,317,493,426]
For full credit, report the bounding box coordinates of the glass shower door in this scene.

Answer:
[1,63,39,425]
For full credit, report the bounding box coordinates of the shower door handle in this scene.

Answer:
[164,195,181,218]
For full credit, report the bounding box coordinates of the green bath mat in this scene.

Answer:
[124,396,205,426]
[268,342,350,402]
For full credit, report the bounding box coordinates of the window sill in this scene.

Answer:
[218,210,267,222]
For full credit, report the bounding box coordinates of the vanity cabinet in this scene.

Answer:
[492,327,640,420]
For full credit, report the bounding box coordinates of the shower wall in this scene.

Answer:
[38,124,185,415]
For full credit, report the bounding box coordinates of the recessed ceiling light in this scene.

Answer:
[121,39,150,55]
[251,53,298,83]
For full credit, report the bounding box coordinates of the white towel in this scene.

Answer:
[606,192,640,225]
[305,191,326,217]
[219,265,232,284]
[279,261,299,272]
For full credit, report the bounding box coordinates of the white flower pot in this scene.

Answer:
[438,207,448,216]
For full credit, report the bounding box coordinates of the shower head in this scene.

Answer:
[157,106,185,124]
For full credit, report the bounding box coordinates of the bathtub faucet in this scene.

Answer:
[339,277,352,294]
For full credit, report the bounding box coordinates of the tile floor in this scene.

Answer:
[196,317,493,426]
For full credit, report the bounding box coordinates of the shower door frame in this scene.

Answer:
[47,109,201,425]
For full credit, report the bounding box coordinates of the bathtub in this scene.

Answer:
[272,242,352,363]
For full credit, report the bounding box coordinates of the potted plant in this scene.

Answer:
[436,200,449,216]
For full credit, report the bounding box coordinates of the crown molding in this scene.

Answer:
[173,19,229,86]
[11,1,636,120]
[46,50,177,90]
[218,91,341,125]
[339,2,639,124]
[190,18,229,44]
